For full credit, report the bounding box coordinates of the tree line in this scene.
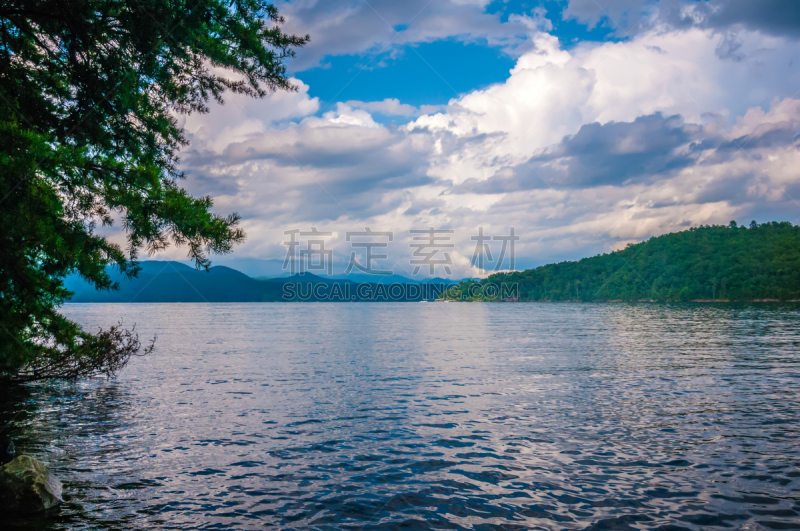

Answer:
[0,1,307,381]
[444,221,800,302]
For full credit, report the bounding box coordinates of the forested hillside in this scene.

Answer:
[449,222,800,302]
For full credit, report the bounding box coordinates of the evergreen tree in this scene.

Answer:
[0,0,307,380]
[446,223,800,303]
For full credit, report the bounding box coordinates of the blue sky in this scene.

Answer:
[158,0,800,278]
[294,40,517,108]
[292,1,618,108]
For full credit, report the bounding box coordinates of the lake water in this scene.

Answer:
[3,303,800,530]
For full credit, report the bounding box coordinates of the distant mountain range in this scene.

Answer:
[65,222,800,303]
[189,256,458,285]
[64,261,461,303]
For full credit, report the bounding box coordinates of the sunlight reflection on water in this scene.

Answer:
[3,303,800,529]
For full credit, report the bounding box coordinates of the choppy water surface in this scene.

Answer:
[3,303,800,530]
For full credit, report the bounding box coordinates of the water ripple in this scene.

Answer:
[1,302,799,529]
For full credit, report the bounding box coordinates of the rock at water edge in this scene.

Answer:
[0,455,63,515]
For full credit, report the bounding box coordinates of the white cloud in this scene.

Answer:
[178,78,320,154]
[343,98,446,117]
[158,26,800,277]
[412,28,800,171]
[278,0,536,70]
[564,0,800,39]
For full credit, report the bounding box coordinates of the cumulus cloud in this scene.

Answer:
[179,99,435,225]
[161,25,800,277]
[277,0,539,70]
[564,0,800,39]
[178,77,320,153]
[563,0,668,31]
[708,0,800,38]
[275,0,800,76]
[411,28,800,186]
[343,98,445,117]
[456,105,800,194]
[458,113,699,192]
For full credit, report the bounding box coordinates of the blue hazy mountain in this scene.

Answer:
[204,257,462,285]
[64,261,458,302]
[324,273,459,285]
[65,261,281,302]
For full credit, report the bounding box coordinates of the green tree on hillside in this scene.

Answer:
[0,1,308,381]
[444,222,800,303]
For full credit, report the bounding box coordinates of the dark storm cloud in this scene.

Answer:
[695,120,800,164]
[540,113,696,186]
[708,0,800,38]
[719,128,800,152]
[565,0,800,39]
[690,173,755,206]
[458,113,701,193]
[455,107,800,196]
